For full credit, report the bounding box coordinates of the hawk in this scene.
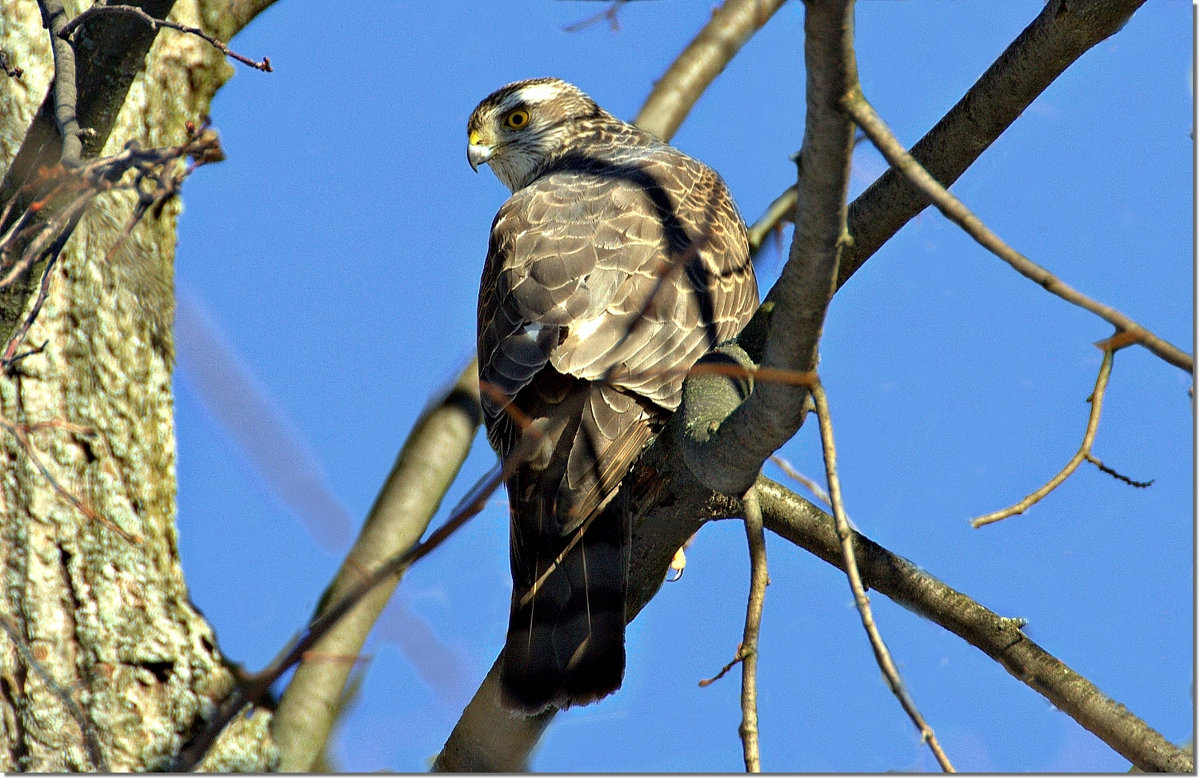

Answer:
[468,78,758,713]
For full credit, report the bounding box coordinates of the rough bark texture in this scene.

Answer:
[0,0,275,770]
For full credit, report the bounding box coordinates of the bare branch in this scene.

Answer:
[971,347,1116,527]
[756,478,1193,773]
[640,335,1188,772]
[429,1,1179,772]
[270,365,482,771]
[811,381,954,772]
[433,5,796,766]
[1084,453,1153,488]
[1,123,223,363]
[1,195,87,365]
[60,5,273,72]
[842,91,1192,374]
[433,409,1192,775]
[0,0,178,337]
[635,0,788,140]
[746,137,863,260]
[0,187,91,293]
[699,646,744,687]
[679,0,857,497]
[839,0,1148,289]
[37,0,84,165]
[746,185,795,257]
[738,484,768,772]
[769,454,829,509]
[432,658,555,772]
[171,457,503,771]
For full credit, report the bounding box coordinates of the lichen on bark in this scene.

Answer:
[0,0,277,770]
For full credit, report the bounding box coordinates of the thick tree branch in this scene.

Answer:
[680,0,857,497]
[0,0,288,768]
[433,3,793,769]
[1,0,276,346]
[37,1,83,166]
[172,452,502,771]
[269,365,481,771]
[756,478,1192,773]
[838,0,1147,288]
[285,3,799,760]
[437,406,1192,775]
[431,657,555,772]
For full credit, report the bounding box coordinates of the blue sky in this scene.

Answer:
[172,1,1192,772]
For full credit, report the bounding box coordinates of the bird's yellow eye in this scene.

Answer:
[505,109,530,129]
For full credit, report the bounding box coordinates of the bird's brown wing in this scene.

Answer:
[479,145,757,527]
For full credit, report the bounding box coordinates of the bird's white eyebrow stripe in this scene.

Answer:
[505,81,565,107]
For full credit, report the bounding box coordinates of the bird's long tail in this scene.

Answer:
[500,491,630,714]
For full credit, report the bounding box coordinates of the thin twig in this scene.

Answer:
[675,0,857,498]
[562,0,630,32]
[758,474,1190,772]
[3,230,66,365]
[1084,453,1152,488]
[698,647,744,687]
[972,348,1117,528]
[838,0,1148,290]
[0,615,107,770]
[0,122,222,365]
[4,339,48,365]
[738,484,768,773]
[746,137,867,260]
[0,187,92,290]
[435,0,819,769]
[0,413,141,544]
[60,5,273,72]
[811,380,955,772]
[171,465,504,771]
[841,89,1192,374]
[746,185,796,256]
[769,454,830,508]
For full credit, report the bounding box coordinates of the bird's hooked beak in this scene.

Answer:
[467,130,494,173]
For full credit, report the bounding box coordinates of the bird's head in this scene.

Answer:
[467,78,605,192]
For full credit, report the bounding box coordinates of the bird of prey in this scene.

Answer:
[468,78,758,713]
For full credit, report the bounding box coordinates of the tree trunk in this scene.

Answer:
[0,0,275,770]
